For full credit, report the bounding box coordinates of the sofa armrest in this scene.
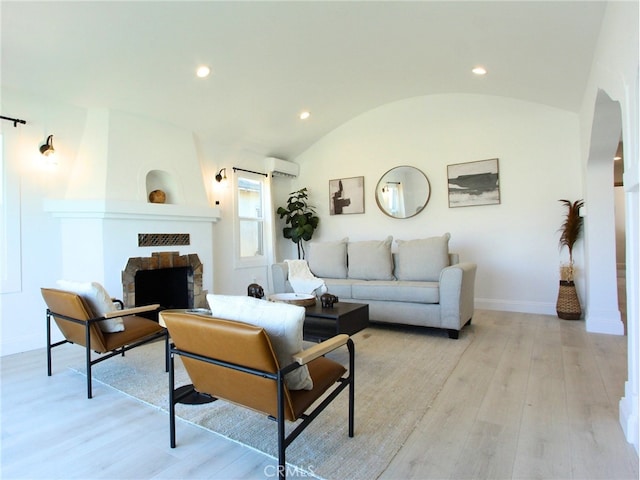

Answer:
[439,262,477,329]
[271,262,289,294]
[271,262,295,294]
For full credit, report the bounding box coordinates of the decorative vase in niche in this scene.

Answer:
[556,280,581,320]
[148,190,166,204]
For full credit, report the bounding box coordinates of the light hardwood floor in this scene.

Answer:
[2,310,638,479]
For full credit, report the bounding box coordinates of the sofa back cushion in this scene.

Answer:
[307,238,348,278]
[395,233,451,281]
[347,236,394,280]
[206,294,313,391]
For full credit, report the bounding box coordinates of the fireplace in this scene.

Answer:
[122,252,207,314]
[135,266,193,309]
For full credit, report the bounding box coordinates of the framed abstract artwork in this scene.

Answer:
[447,158,500,207]
[329,176,365,215]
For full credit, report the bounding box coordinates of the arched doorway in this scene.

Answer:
[613,141,627,333]
[584,89,624,335]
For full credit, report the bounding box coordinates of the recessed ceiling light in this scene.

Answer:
[472,66,487,75]
[299,111,311,120]
[196,65,211,78]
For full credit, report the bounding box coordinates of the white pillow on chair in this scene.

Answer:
[206,294,313,390]
[56,280,125,333]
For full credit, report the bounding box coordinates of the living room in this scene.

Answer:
[1,1,638,475]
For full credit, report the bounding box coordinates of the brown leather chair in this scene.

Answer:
[41,288,169,399]
[163,311,355,480]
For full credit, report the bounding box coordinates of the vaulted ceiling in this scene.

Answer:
[2,1,607,158]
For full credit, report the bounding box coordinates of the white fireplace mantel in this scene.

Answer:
[44,199,221,222]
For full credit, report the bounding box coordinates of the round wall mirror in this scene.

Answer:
[375,166,431,219]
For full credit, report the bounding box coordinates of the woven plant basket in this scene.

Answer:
[556,280,581,320]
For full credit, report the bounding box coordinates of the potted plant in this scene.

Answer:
[556,198,584,320]
[276,188,319,259]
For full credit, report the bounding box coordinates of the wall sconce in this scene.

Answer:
[39,134,57,165]
[215,168,227,182]
[40,135,55,156]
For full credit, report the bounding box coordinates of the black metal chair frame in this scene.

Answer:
[169,338,355,479]
[46,309,169,399]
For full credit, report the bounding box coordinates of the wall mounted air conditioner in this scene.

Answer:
[266,157,299,178]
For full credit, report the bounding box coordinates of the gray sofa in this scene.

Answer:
[271,234,477,339]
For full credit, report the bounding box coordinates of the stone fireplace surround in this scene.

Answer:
[122,251,207,309]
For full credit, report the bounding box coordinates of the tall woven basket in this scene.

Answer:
[556,280,581,320]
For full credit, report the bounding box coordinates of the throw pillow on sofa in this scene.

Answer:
[395,233,451,281]
[206,294,313,391]
[307,238,348,279]
[347,236,394,280]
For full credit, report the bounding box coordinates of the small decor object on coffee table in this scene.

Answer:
[320,293,339,308]
[268,292,316,307]
[247,283,264,299]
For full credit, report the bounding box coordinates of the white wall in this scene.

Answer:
[1,88,86,354]
[284,94,582,315]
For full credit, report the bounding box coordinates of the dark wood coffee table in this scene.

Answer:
[304,302,369,341]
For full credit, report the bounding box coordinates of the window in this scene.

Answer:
[238,176,264,258]
[234,171,273,269]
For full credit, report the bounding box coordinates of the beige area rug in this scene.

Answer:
[74,324,471,479]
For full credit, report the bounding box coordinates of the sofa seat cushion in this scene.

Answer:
[323,279,355,299]
[351,281,440,304]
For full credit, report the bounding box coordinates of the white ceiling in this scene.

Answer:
[2,1,606,158]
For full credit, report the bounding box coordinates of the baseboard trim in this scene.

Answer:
[474,298,556,316]
[620,382,639,454]
[585,308,624,335]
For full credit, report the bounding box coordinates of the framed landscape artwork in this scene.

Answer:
[447,158,500,208]
[329,176,365,215]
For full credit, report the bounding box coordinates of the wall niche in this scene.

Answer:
[146,169,180,204]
